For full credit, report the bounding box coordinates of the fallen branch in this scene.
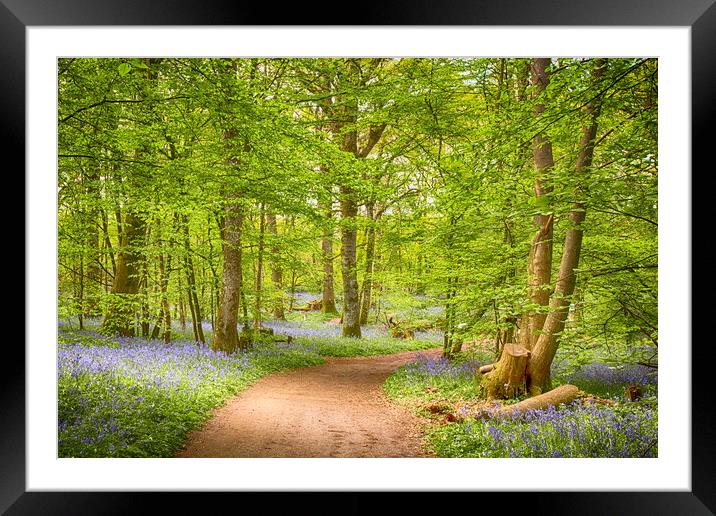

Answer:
[500,384,579,416]
[479,384,580,419]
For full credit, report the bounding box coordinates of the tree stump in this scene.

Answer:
[390,327,415,339]
[385,313,414,339]
[480,343,530,399]
[306,299,322,311]
[625,384,643,402]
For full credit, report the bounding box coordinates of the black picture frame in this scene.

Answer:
[7,1,711,513]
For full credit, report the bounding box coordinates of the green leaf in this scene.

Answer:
[118,63,132,76]
[129,58,148,69]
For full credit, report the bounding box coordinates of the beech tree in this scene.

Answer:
[482,58,619,398]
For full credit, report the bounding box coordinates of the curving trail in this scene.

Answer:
[176,348,441,458]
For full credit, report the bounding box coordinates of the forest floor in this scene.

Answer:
[176,347,442,458]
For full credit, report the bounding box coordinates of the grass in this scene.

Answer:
[384,351,659,458]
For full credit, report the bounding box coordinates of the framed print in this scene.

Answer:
[8,0,712,513]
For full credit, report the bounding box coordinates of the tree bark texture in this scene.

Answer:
[158,250,172,342]
[485,58,607,399]
[480,344,531,399]
[214,200,244,353]
[340,185,361,338]
[519,57,555,352]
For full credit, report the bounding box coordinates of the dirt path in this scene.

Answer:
[176,347,441,458]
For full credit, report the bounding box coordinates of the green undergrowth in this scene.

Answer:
[299,335,439,357]
[384,351,493,403]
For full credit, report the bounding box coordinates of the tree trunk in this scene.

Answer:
[186,287,199,342]
[528,58,607,394]
[328,61,386,338]
[254,205,266,329]
[340,185,361,338]
[77,253,84,330]
[100,209,116,278]
[158,251,172,342]
[100,60,159,337]
[213,199,244,353]
[84,170,101,316]
[320,197,338,314]
[206,214,220,333]
[442,276,455,357]
[321,235,337,314]
[518,57,555,351]
[178,272,186,331]
[442,215,458,357]
[266,211,285,320]
[101,210,146,336]
[182,217,205,343]
[359,202,376,325]
[139,255,151,338]
[149,217,173,342]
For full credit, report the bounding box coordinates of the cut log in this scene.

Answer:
[498,384,580,417]
[478,364,495,374]
[480,343,530,399]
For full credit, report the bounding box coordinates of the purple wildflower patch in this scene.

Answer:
[404,353,487,380]
[564,362,658,399]
[434,399,657,458]
[58,330,322,457]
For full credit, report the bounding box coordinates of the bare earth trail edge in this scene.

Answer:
[177,347,442,458]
